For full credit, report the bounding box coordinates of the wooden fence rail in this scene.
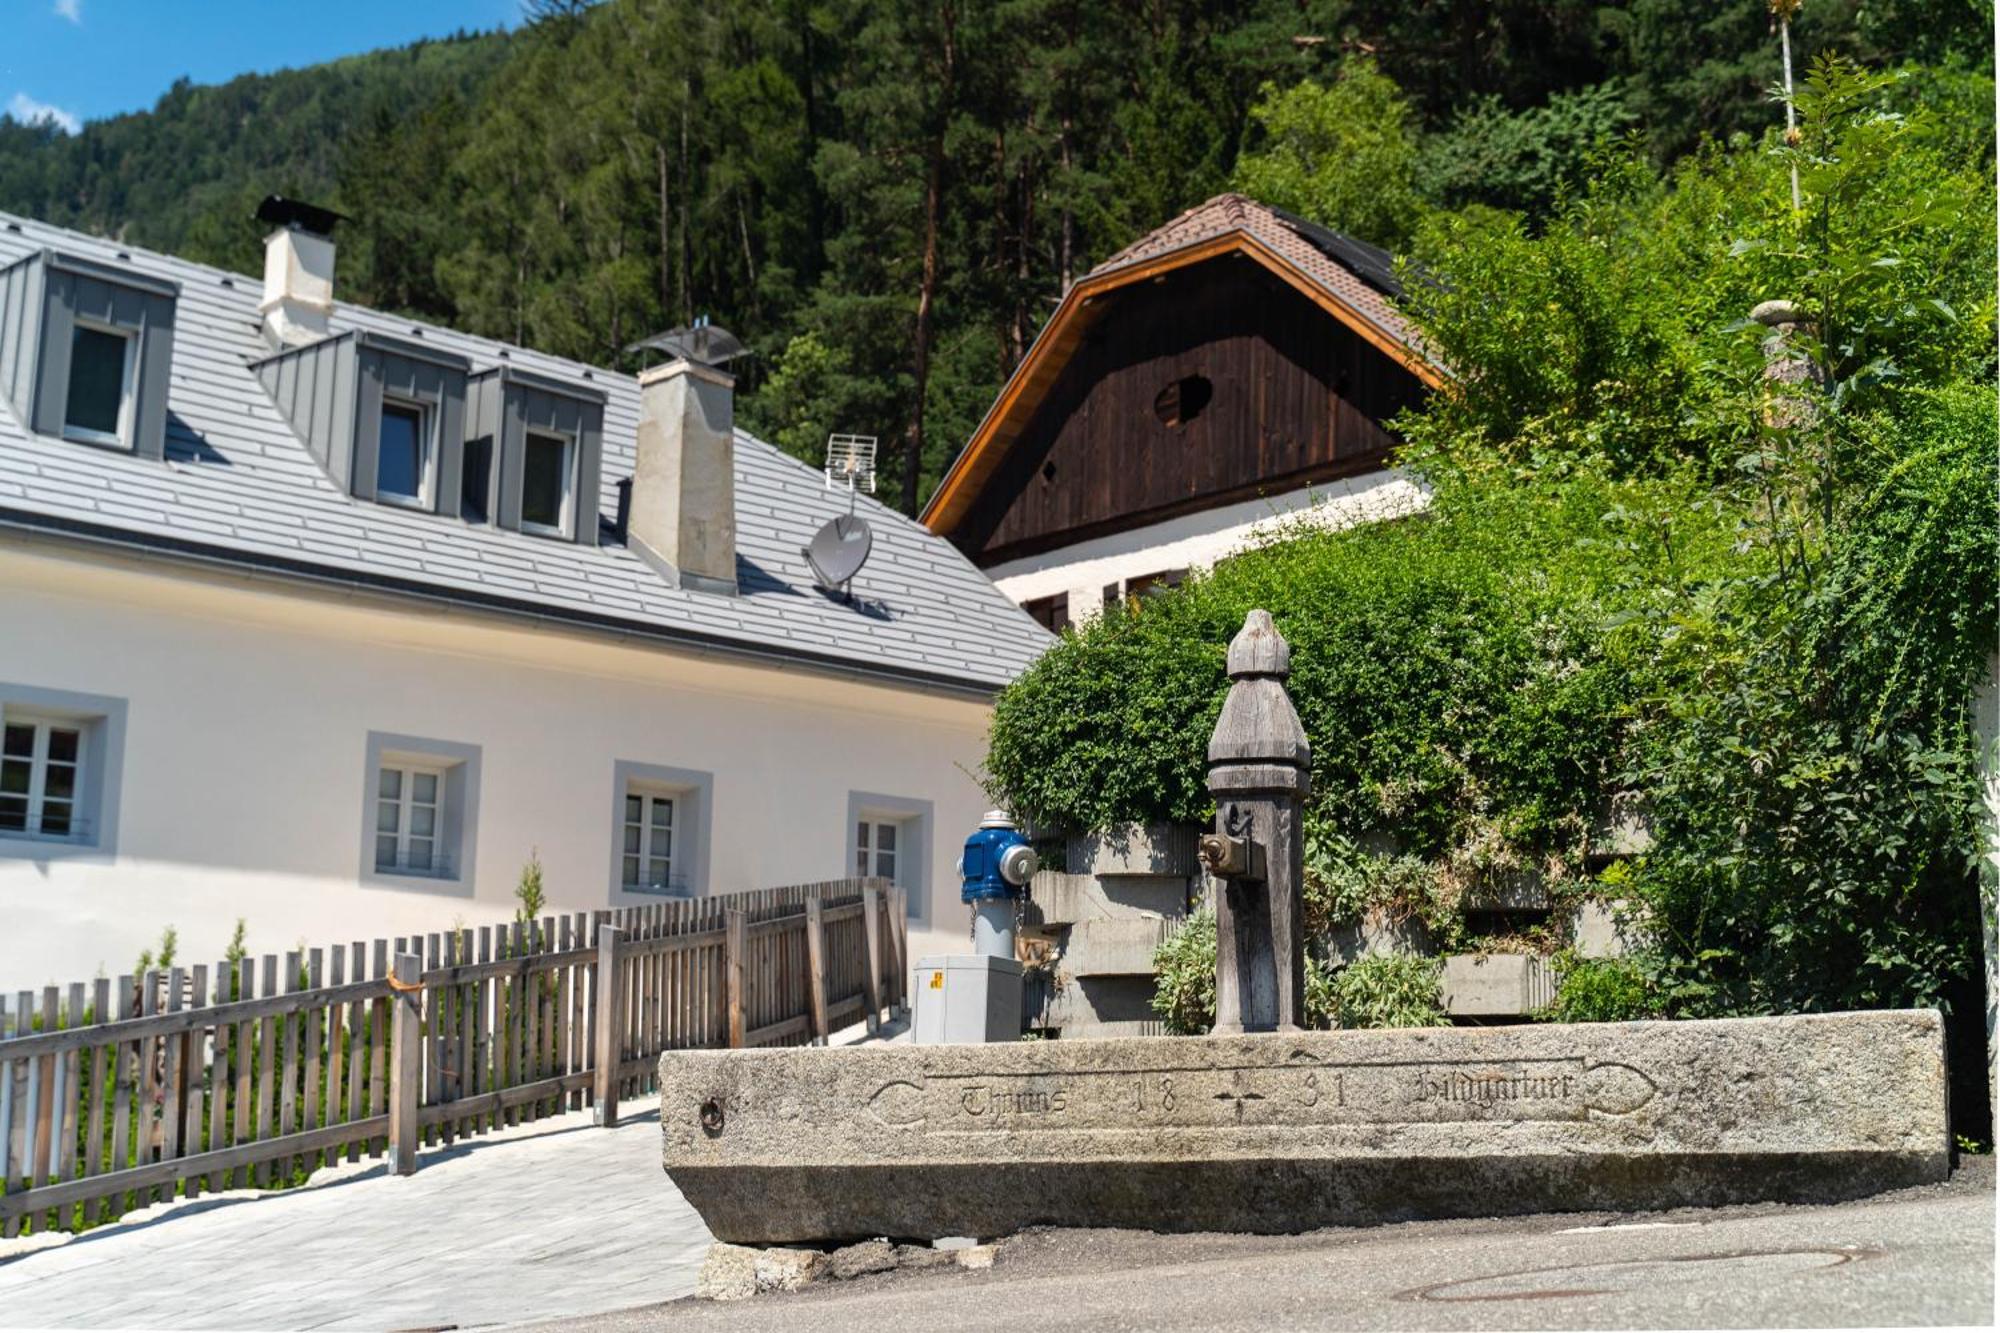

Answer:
[0,878,907,1236]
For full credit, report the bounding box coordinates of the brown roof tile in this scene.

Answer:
[1090,193,1423,353]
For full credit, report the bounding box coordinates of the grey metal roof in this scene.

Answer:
[0,212,1050,696]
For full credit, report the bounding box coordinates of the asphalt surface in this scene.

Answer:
[526,1157,1995,1332]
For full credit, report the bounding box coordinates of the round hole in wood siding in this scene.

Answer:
[1154,375,1212,428]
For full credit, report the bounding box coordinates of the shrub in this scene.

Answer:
[1331,954,1446,1029]
[1543,952,1655,1023]
[1150,907,1217,1035]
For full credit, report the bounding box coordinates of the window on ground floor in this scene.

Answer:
[361,733,480,888]
[0,686,126,857]
[609,761,712,900]
[846,792,934,923]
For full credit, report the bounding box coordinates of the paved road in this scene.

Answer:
[0,1109,708,1331]
[535,1160,1996,1333]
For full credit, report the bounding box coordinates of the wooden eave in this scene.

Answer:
[919,229,1445,538]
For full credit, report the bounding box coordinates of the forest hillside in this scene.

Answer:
[0,0,1986,513]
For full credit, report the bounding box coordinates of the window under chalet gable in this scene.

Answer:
[0,247,179,460]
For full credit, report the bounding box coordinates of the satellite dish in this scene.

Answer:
[805,513,874,592]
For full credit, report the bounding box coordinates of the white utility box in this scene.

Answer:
[911,954,1022,1044]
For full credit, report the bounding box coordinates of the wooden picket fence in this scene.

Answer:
[0,877,907,1236]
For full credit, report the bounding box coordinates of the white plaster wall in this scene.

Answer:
[0,538,990,989]
[986,468,1428,619]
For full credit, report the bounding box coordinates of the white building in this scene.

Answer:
[0,206,1047,987]
[920,195,1440,625]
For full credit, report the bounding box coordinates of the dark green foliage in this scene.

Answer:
[1421,82,1634,216]
[1544,951,1656,1023]
[1016,59,1994,1105]
[0,33,511,276]
[2,2,1986,515]
[1150,906,1218,1035]
[987,477,1663,882]
[1329,954,1446,1029]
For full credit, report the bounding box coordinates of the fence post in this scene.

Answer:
[725,910,746,1048]
[804,897,830,1045]
[386,952,422,1176]
[886,886,909,1016]
[861,885,885,1035]
[593,926,623,1128]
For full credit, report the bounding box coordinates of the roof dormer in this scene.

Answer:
[463,363,607,543]
[0,247,179,460]
[253,330,472,516]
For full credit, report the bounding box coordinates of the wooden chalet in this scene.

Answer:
[921,194,1441,629]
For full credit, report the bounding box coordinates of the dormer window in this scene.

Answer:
[377,399,433,508]
[463,365,606,545]
[254,330,470,517]
[62,322,137,448]
[0,248,178,461]
[520,428,575,537]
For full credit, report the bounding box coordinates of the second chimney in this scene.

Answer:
[630,359,739,595]
[256,196,340,348]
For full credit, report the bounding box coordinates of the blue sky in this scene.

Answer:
[5,0,517,133]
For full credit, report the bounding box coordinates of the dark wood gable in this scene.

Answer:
[950,254,1428,566]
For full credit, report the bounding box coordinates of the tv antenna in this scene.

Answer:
[805,434,878,596]
[824,434,877,502]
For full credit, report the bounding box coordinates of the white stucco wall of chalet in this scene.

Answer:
[984,467,1429,621]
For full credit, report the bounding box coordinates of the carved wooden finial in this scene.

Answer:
[1209,609,1310,774]
[1225,609,1290,679]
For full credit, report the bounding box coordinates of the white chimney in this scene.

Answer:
[260,225,333,347]
[630,359,738,595]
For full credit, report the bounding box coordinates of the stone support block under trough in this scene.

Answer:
[658,1010,1947,1244]
[1443,953,1558,1017]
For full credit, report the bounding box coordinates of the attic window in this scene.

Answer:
[62,323,136,448]
[377,400,433,507]
[521,428,576,538]
[1153,375,1212,428]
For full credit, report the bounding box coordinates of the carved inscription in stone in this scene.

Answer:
[865,1052,1657,1133]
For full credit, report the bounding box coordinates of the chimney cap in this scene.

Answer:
[256,195,347,238]
[625,318,747,370]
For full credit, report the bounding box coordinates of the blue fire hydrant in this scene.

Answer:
[959,809,1038,959]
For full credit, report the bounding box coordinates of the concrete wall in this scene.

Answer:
[984,468,1426,619]
[0,536,988,988]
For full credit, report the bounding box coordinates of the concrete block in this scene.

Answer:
[1042,975,1164,1037]
[1443,953,1557,1017]
[660,1010,1949,1243]
[1592,792,1654,858]
[1066,824,1201,878]
[1570,898,1640,959]
[1025,871,1186,927]
[1065,918,1177,977]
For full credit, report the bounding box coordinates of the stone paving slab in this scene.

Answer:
[0,1110,712,1331]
